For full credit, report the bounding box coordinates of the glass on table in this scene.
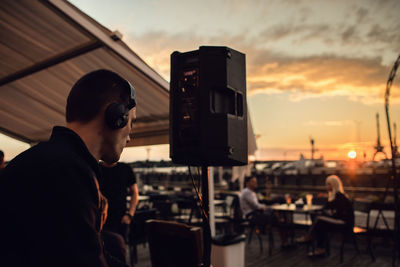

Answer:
[306,194,313,206]
[285,193,292,206]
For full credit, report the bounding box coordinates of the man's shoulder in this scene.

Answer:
[117,162,134,174]
[38,141,81,162]
[4,140,85,176]
[242,188,251,193]
[241,188,252,197]
[117,162,135,184]
[1,142,93,198]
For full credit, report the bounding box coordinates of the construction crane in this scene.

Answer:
[310,136,317,161]
[373,113,388,160]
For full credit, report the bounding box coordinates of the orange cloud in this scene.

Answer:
[247,55,400,104]
[125,30,399,105]
[304,120,354,127]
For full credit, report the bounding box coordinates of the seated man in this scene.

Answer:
[240,176,271,223]
[240,176,288,247]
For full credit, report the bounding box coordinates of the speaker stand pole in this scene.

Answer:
[201,165,211,267]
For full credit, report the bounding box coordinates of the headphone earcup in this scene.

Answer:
[105,103,129,129]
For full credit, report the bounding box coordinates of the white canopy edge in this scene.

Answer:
[47,0,169,91]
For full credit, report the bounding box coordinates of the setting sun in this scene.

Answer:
[347,150,357,159]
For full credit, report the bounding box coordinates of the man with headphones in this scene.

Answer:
[0,69,136,267]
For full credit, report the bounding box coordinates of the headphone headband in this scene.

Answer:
[127,81,136,110]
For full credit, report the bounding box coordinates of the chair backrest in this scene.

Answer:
[353,199,372,229]
[233,195,244,220]
[130,208,157,245]
[177,196,197,210]
[225,195,234,208]
[353,200,372,213]
[150,194,175,219]
[146,219,203,267]
[223,193,243,221]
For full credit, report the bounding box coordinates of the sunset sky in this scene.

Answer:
[1,0,400,162]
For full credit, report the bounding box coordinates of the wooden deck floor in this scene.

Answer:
[134,228,397,267]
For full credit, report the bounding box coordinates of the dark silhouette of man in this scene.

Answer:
[0,69,136,267]
[0,150,4,167]
[99,161,139,263]
[100,161,139,235]
[0,150,5,178]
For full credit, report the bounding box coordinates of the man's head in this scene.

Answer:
[244,176,258,190]
[66,69,137,163]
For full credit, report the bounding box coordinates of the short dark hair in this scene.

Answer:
[66,69,133,123]
[244,176,255,185]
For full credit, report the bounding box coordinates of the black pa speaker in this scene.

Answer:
[170,46,247,166]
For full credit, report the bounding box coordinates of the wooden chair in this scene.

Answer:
[349,200,375,262]
[146,219,203,267]
[173,196,202,225]
[128,208,157,265]
[246,212,274,255]
[214,194,238,234]
[150,194,175,220]
[213,193,274,255]
[233,194,273,255]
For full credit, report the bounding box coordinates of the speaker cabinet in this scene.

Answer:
[170,46,247,166]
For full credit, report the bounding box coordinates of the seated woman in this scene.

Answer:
[296,175,354,256]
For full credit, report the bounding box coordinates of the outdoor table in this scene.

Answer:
[271,203,323,213]
[127,195,150,202]
[139,195,150,201]
[214,199,226,206]
[271,204,324,244]
[127,195,151,210]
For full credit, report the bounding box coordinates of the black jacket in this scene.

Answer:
[0,126,108,267]
[324,192,355,229]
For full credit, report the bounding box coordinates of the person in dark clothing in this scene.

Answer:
[0,150,4,177]
[0,150,4,167]
[100,162,138,235]
[296,175,354,256]
[0,69,137,267]
[99,161,139,262]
